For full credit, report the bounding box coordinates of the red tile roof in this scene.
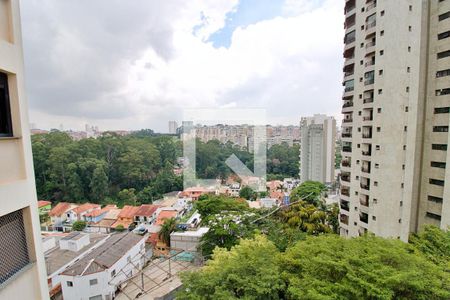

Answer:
[85,205,117,218]
[111,219,134,229]
[72,203,100,215]
[49,202,73,217]
[37,200,51,208]
[156,210,177,225]
[117,205,139,219]
[135,204,159,217]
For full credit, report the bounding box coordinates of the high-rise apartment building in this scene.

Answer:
[168,120,178,134]
[299,114,336,184]
[340,0,450,241]
[0,0,49,298]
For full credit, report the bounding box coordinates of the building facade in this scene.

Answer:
[340,0,450,241]
[0,0,49,298]
[299,114,336,184]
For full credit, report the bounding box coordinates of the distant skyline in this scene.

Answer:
[21,0,343,132]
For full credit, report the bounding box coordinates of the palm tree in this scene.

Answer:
[158,217,177,246]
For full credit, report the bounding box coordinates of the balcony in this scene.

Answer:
[340,199,350,211]
[361,164,371,174]
[343,146,352,153]
[342,118,353,123]
[341,173,351,182]
[342,132,352,139]
[363,97,374,104]
[365,41,376,49]
[362,149,371,156]
[341,159,351,167]
[363,116,373,121]
[340,187,350,197]
[345,0,356,16]
[342,101,353,108]
[367,1,377,12]
[364,78,374,86]
[340,214,349,225]
[360,195,369,207]
[365,60,375,67]
[362,127,373,139]
[344,86,354,93]
[366,21,376,30]
[359,212,369,224]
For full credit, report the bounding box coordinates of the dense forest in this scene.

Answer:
[31,130,299,205]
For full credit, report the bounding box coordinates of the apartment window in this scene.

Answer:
[428,195,443,203]
[380,30,384,36]
[379,70,383,76]
[437,69,450,78]
[400,201,403,207]
[89,279,98,286]
[432,144,447,151]
[434,107,450,114]
[111,270,116,276]
[381,11,385,16]
[372,216,376,221]
[378,89,383,95]
[408,46,411,52]
[374,181,378,187]
[403,145,406,150]
[406,87,410,93]
[405,106,409,112]
[377,108,381,113]
[429,178,445,186]
[0,72,13,137]
[376,145,380,150]
[438,31,450,40]
[409,5,412,11]
[377,127,381,132]
[431,161,446,168]
[375,163,379,168]
[0,209,31,285]
[404,126,407,132]
[437,50,450,59]
[439,11,450,21]
[407,67,410,73]
[380,50,384,56]
[433,126,449,132]
[67,281,74,287]
[426,212,442,221]
[408,26,412,32]
[345,30,356,44]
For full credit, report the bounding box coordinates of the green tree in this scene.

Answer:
[179,235,285,300]
[118,188,139,206]
[115,224,125,232]
[195,195,249,220]
[290,181,326,207]
[239,186,257,201]
[326,203,340,234]
[72,220,87,231]
[66,163,84,201]
[90,163,109,202]
[409,225,450,267]
[278,201,331,234]
[280,235,450,299]
[159,218,177,246]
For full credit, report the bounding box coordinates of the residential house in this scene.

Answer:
[66,203,101,223]
[111,206,139,230]
[88,207,122,234]
[155,210,178,226]
[37,200,51,215]
[60,233,147,300]
[84,205,117,223]
[49,202,78,231]
[134,204,160,225]
[170,227,209,253]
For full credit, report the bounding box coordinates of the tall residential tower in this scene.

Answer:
[299,114,336,185]
[340,0,450,241]
[0,0,48,298]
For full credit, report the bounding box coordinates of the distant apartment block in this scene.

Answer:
[340,0,450,241]
[299,114,336,185]
[0,0,49,298]
[168,120,178,134]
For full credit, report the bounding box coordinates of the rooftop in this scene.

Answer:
[49,202,75,217]
[171,227,209,237]
[72,203,100,215]
[118,205,139,219]
[44,233,107,276]
[60,232,145,276]
[135,204,160,217]
[156,211,178,225]
[38,200,51,208]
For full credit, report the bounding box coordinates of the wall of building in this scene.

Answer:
[0,0,48,298]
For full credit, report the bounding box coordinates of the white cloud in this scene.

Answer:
[22,0,344,132]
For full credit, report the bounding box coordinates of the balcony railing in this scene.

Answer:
[362,150,371,156]
[366,21,376,30]
[342,133,352,138]
[344,71,354,77]
[361,165,371,173]
[360,213,369,223]
[367,2,377,12]
[344,86,355,92]
[343,146,352,153]
[340,214,349,225]
[345,36,356,44]
[363,116,373,121]
[360,183,370,191]
[364,79,375,85]
[366,41,376,48]
[343,102,353,108]
[360,196,369,207]
[343,118,353,123]
[365,60,375,67]
[341,189,350,197]
[341,159,351,167]
[363,98,374,104]
[362,131,372,139]
[341,176,351,182]
[340,200,350,210]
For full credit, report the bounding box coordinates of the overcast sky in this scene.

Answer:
[20,0,344,133]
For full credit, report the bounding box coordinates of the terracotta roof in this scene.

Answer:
[111,219,134,229]
[49,202,74,217]
[37,200,51,208]
[85,205,117,217]
[104,208,122,220]
[72,203,100,215]
[155,211,177,225]
[135,204,159,217]
[117,205,139,219]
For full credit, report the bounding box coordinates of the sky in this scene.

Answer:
[20,0,344,133]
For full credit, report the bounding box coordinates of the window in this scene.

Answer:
[439,11,450,21]
[0,72,13,137]
[434,107,450,114]
[67,281,74,287]
[372,216,376,221]
[438,30,450,40]
[89,279,98,286]
[380,30,384,36]
[437,50,450,59]
[433,126,449,132]
[432,144,447,151]
[0,209,30,285]
[111,270,116,276]
[380,50,384,55]
[381,11,385,16]
[429,178,445,186]
[437,69,450,78]
[345,30,356,44]
[428,195,443,203]
[431,161,446,168]
[407,67,410,73]
[405,106,409,112]
[426,212,442,221]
